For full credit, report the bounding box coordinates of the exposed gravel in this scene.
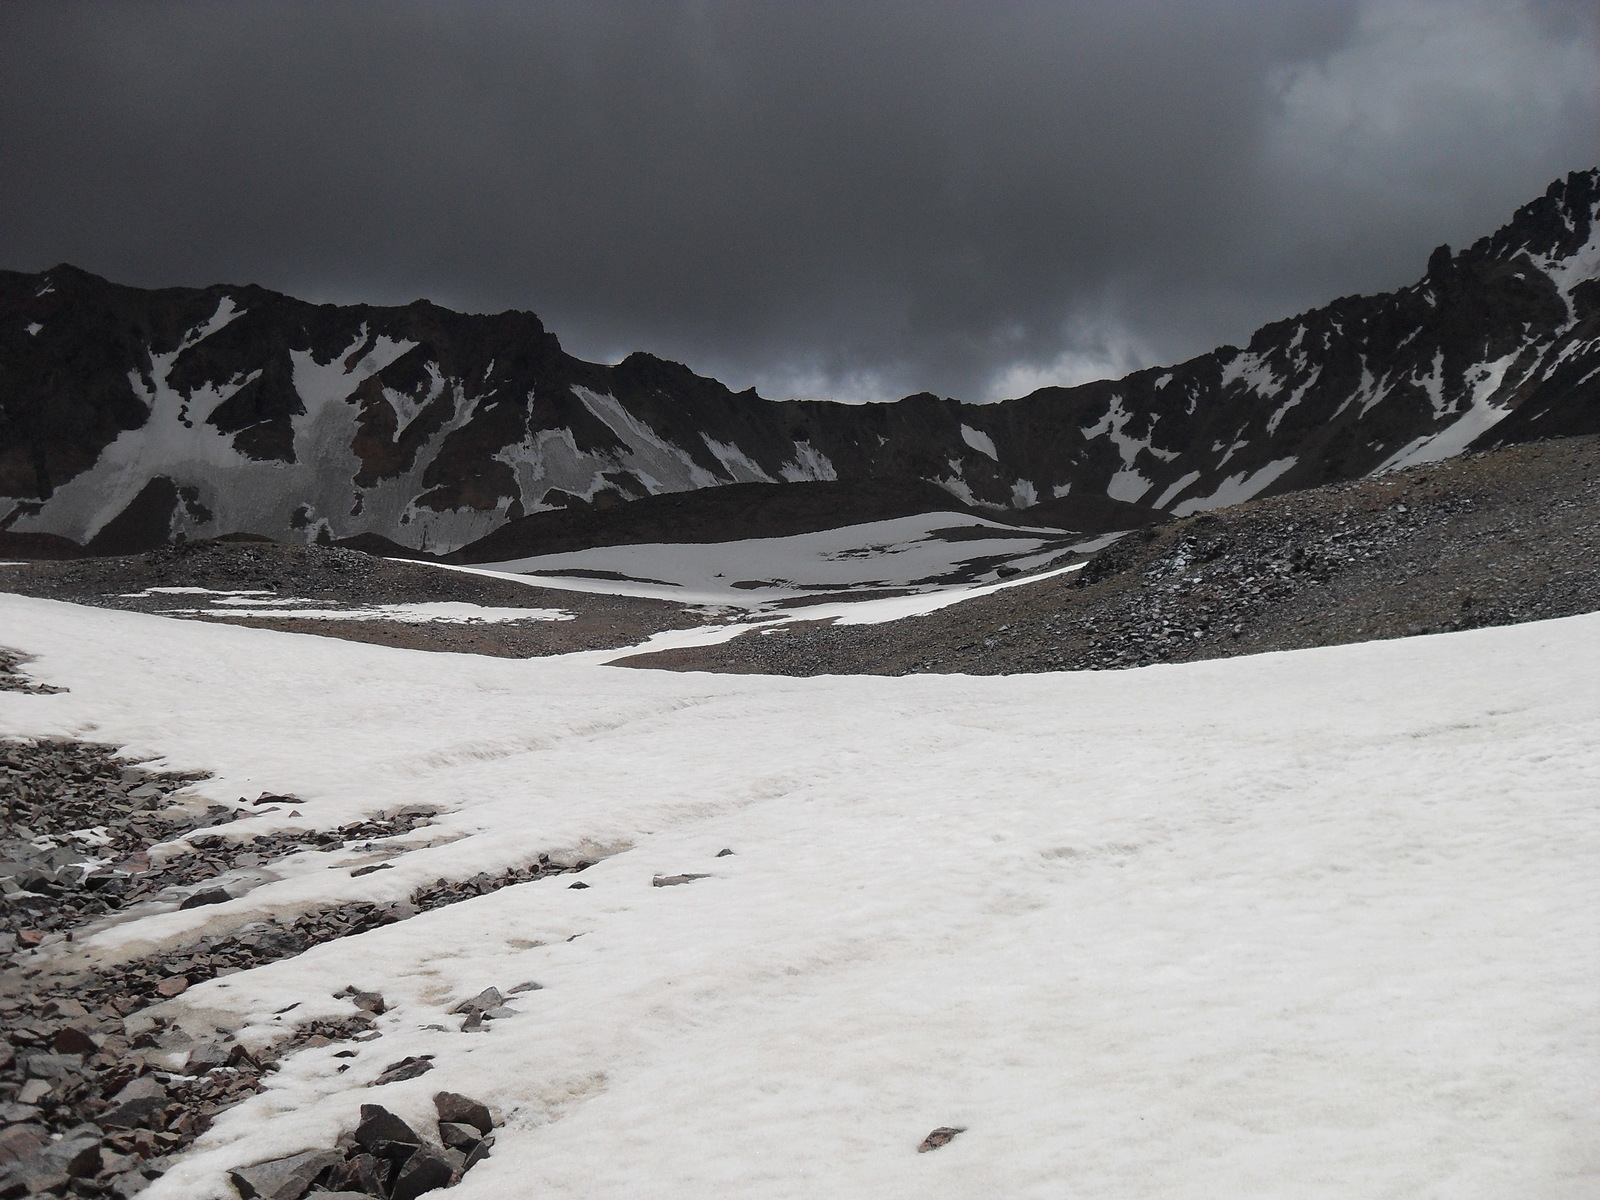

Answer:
[0,538,704,658]
[0,737,588,1198]
[0,651,62,697]
[620,433,1600,676]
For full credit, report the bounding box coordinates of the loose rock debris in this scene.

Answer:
[227,1093,496,1200]
[0,736,586,1197]
[0,651,62,697]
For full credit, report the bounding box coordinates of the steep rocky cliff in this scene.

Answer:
[2,169,1595,557]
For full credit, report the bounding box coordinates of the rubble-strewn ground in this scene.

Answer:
[0,541,703,658]
[0,734,583,1198]
[620,434,1600,675]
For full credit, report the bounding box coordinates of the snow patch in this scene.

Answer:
[1170,457,1298,517]
[1153,470,1203,510]
[1374,351,1523,473]
[701,437,776,484]
[777,441,838,483]
[1264,366,1323,435]
[578,389,721,494]
[960,425,998,460]
[1082,396,1165,503]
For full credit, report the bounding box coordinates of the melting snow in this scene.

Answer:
[0,597,1593,1200]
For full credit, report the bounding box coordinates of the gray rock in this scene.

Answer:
[100,1094,168,1130]
[0,1125,46,1167]
[389,1148,453,1200]
[184,1042,232,1074]
[448,987,502,1015]
[437,1122,481,1151]
[37,1125,102,1178]
[917,1125,966,1153]
[433,1091,493,1135]
[354,1104,419,1154]
[321,1152,385,1195]
[112,1076,168,1104]
[462,1134,494,1171]
[180,886,232,909]
[22,1051,81,1079]
[227,1148,343,1200]
[370,1056,433,1086]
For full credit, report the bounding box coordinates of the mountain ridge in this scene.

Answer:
[2,167,1596,558]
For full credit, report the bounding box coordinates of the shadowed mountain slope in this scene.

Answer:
[1,169,1595,558]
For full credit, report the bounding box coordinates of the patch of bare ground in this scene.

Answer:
[617,434,1600,676]
[0,736,589,1196]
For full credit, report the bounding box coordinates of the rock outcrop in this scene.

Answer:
[2,169,1596,557]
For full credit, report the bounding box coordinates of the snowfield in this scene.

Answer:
[470,511,1087,607]
[0,594,1596,1199]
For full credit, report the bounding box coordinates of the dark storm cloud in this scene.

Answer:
[2,2,1596,401]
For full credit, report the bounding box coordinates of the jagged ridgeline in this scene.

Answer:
[2,169,1596,559]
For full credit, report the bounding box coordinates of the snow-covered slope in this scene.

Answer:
[2,170,1597,555]
[1,597,1595,1199]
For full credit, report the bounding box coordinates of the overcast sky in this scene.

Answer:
[3,2,1597,402]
